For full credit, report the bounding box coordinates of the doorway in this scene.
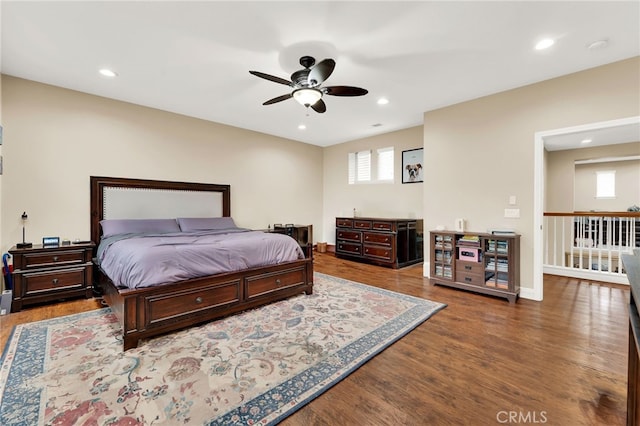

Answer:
[533,116,640,301]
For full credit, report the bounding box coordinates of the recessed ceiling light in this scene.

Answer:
[377,98,389,105]
[535,38,555,50]
[99,68,118,78]
[581,139,592,144]
[298,124,306,130]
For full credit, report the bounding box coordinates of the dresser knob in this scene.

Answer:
[52,278,59,285]
[53,256,59,262]
[276,279,281,286]
[195,297,203,304]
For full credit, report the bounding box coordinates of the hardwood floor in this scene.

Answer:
[0,252,629,425]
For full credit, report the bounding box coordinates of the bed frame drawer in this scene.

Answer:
[245,267,306,300]
[145,280,242,325]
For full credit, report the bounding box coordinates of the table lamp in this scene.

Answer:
[16,211,32,248]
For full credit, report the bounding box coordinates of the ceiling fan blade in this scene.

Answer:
[308,59,335,87]
[324,86,368,96]
[310,99,327,113]
[249,71,293,87]
[263,93,293,105]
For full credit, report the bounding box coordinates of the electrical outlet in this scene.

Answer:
[504,208,520,218]
[509,195,517,205]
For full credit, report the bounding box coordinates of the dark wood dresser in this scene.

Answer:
[335,217,423,268]
[9,242,95,311]
[623,250,640,425]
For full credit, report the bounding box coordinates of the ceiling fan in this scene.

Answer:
[249,56,368,113]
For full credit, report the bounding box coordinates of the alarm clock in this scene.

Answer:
[42,237,60,247]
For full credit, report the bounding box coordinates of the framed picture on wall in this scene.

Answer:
[402,148,423,184]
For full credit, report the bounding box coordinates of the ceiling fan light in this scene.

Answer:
[293,88,322,107]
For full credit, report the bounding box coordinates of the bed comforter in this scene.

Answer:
[96,229,305,289]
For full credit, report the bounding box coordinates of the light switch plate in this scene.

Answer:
[509,195,517,205]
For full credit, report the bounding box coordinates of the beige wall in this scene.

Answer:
[424,57,640,291]
[321,126,424,243]
[547,142,640,212]
[0,76,323,253]
[2,57,639,297]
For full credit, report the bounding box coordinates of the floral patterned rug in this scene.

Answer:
[0,272,445,425]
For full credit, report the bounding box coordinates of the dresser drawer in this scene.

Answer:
[354,220,372,229]
[363,245,393,261]
[337,230,362,242]
[20,267,87,295]
[336,218,353,228]
[246,267,306,299]
[21,249,87,269]
[363,232,393,247]
[337,242,362,256]
[145,280,241,326]
[372,221,393,231]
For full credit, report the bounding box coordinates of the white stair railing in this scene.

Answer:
[543,212,640,284]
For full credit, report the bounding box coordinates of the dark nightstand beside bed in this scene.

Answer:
[8,242,95,312]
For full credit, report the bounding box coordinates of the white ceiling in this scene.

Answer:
[544,121,640,151]
[1,1,639,148]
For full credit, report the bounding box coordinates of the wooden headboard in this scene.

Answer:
[90,176,231,245]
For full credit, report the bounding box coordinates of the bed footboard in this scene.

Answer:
[98,258,313,351]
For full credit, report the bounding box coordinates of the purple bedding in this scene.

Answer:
[96,229,305,289]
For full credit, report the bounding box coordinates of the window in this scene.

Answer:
[348,150,371,184]
[377,147,394,182]
[348,147,394,184]
[596,170,615,198]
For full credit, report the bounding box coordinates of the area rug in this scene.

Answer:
[0,272,445,425]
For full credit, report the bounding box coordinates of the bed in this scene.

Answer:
[90,176,314,351]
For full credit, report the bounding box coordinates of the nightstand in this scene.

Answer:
[8,242,95,312]
[271,224,313,257]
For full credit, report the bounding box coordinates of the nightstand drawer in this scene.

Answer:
[21,249,87,269]
[21,267,87,295]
